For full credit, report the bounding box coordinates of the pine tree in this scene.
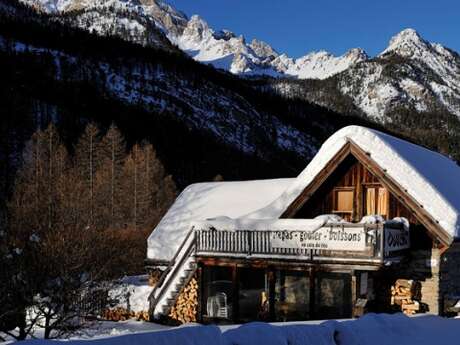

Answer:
[9,124,69,238]
[75,123,101,224]
[99,124,126,229]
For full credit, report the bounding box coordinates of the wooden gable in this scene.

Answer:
[281,140,452,247]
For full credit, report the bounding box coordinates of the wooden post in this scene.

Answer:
[268,268,276,321]
[232,265,239,323]
[197,264,203,323]
[351,271,357,317]
[309,267,316,320]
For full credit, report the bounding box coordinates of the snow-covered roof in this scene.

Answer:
[148,125,460,262]
[147,178,294,261]
[247,126,460,241]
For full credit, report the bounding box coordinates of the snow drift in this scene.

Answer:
[20,313,460,345]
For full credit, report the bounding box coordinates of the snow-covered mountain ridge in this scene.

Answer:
[270,28,460,122]
[18,0,369,79]
[16,0,460,122]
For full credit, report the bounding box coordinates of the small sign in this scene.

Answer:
[355,298,368,308]
[385,227,410,254]
[270,226,367,252]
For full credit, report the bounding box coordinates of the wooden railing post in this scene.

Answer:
[247,230,252,256]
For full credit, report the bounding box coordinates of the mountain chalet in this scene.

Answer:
[145,126,460,324]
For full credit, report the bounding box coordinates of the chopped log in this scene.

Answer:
[168,276,198,324]
[102,307,150,322]
[390,279,421,315]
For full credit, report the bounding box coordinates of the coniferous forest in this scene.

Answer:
[1,122,177,339]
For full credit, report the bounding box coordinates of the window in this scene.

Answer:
[365,186,388,218]
[314,272,352,320]
[238,268,268,322]
[275,270,310,321]
[333,188,354,215]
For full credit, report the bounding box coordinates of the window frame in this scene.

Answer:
[332,186,355,216]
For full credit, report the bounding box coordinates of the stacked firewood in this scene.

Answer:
[102,308,150,322]
[391,279,421,315]
[169,277,198,324]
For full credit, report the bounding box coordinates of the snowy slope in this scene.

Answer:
[1,25,322,159]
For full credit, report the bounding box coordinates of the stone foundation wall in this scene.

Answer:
[406,249,440,314]
[375,249,441,314]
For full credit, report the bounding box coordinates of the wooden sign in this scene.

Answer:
[270,226,367,252]
[384,227,410,253]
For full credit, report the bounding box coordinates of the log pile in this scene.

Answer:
[391,279,421,315]
[168,277,198,324]
[102,307,150,322]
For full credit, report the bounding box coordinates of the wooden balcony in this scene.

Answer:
[194,221,408,266]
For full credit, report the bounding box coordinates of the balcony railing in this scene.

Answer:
[195,221,407,265]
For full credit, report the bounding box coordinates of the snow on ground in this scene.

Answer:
[12,313,460,345]
[110,275,152,313]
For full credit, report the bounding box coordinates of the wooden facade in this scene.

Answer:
[291,155,416,223]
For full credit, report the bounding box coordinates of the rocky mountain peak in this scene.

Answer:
[140,0,188,36]
[250,39,279,60]
[344,48,369,62]
[381,28,430,57]
[179,14,213,48]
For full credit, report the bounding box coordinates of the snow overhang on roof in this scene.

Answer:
[147,178,294,262]
[148,125,460,262]
[247,126,460,243]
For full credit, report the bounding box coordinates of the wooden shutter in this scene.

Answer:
[366,188,376,215]
[377,187,388,217]
[365,187,388,218]
[335,190,353,213]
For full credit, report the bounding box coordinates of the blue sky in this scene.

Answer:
[168,0,459,58]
